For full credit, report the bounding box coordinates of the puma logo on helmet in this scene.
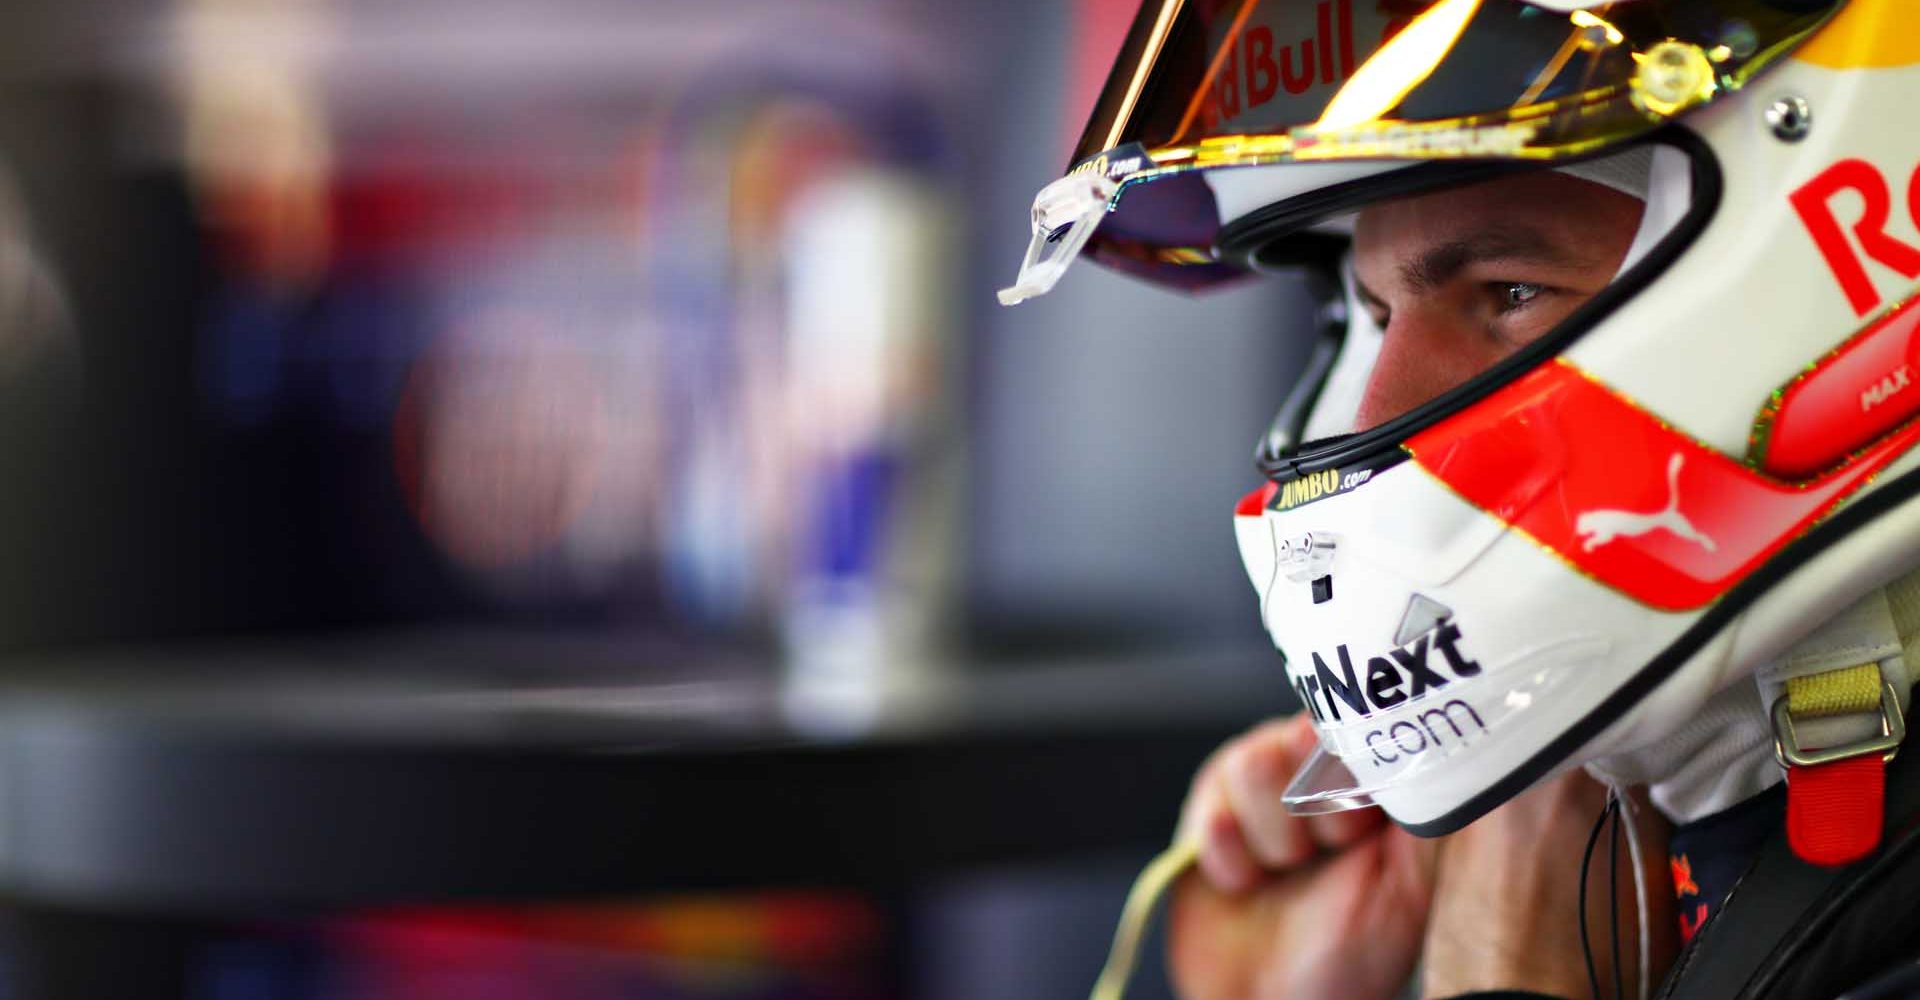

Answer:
[1574,453,1717,554]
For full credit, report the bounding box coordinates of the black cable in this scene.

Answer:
[1609,793,1624,1000]
[1580,806,1605,1000]
[1579,794,1619,1000]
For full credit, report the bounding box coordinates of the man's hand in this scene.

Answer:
[1166,714,1437,1000]
[1165,719,1677,1000]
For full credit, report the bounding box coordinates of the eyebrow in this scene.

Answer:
[1396,227,1601,292]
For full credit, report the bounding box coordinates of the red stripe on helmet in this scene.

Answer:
[1408,360,1920,610]
[1236,480,1279,517]
[1761,296,1920,480]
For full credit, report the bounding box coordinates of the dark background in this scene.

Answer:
[0,0,1315,997]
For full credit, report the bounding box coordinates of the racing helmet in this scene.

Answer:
[1002,0,1920,837]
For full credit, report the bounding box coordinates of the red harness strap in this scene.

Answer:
[1786,755,1885,867]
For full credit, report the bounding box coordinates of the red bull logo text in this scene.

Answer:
[1202,0,1359,130]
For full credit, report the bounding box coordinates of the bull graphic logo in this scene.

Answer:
[1574,453,1718,554]
[1671,854,1700,898]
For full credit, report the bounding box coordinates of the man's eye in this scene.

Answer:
[1498,282,1544,311]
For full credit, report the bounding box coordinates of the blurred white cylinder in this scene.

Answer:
[779,168,962,733]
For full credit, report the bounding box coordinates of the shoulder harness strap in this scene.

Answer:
[1658,575,1920,999]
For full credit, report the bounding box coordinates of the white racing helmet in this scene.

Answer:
[1003,0,1920,838]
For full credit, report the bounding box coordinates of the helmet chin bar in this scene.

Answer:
[1236,440,1647,831]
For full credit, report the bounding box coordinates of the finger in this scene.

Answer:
[1176,716,1295,848]
[1305,806,1385,850]
[1181,762,1262,893]
[1220,724,1315,869]
[1180,716,1318,890]
[1197,802,1262,894]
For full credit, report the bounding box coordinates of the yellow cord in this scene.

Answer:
[1089,839,1201,1000]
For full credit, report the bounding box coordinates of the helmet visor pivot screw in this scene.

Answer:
[1766,96,1813,142]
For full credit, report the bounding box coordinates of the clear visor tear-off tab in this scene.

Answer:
[997,171,1116,306]
[1283,747,1376,814]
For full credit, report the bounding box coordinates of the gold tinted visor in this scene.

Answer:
[1053,0,1839,290]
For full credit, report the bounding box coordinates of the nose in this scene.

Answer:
[1352,311,1505,433]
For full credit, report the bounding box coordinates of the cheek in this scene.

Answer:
[1353,324,1508,432]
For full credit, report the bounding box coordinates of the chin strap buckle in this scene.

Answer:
[1772,665,1905,866]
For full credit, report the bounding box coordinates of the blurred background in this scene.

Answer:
[0,0,1314,996]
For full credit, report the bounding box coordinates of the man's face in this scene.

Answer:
[1348,171,1645,432]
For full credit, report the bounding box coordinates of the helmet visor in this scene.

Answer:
[1080,0,1837,167]
[1024,0,1837,294]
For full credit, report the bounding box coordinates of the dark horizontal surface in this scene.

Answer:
[0,629,1291,912]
